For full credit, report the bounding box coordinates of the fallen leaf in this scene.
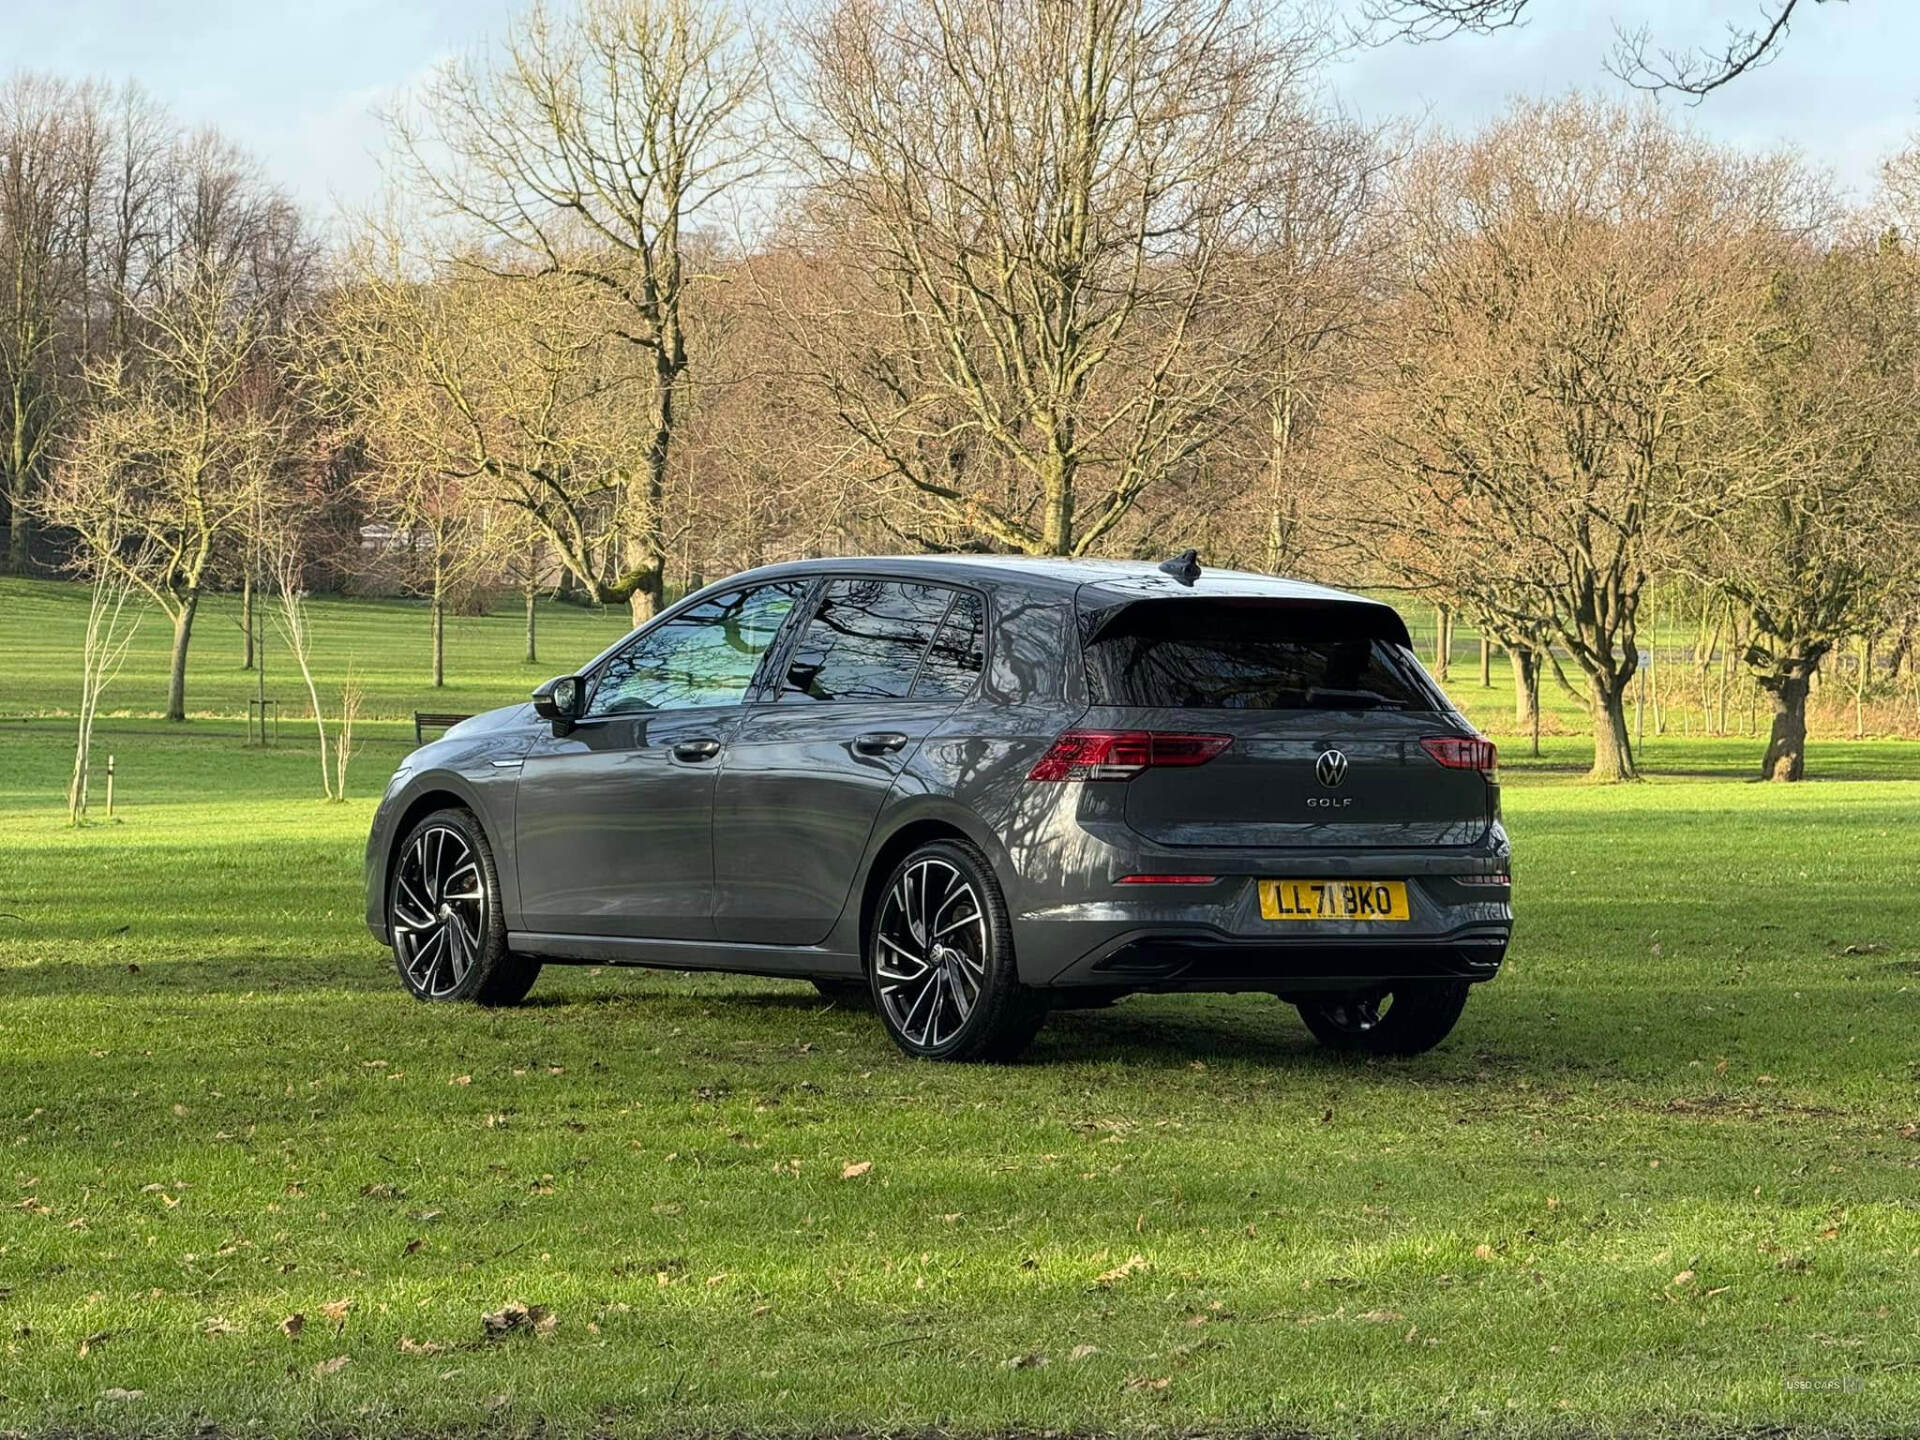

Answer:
[1002,1351,1049,1369]
[841,1160,872,1180]
[279,1314,305,1339]
[312,1355,350,1377]
[482,1302,556,1340]
[1124,1375,1171,1393]
[1473,1244,1495,1261]
[319,1298,352,1332]
[1671,1270,1696,1287]
[1070,1344,1100,1361]
[398,1336,444,1356]
[1094,1253,1150,1288]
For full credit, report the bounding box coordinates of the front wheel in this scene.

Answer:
[1295,980,1470,1056]
[389,807,540,1006]
[869,839,1048,1062]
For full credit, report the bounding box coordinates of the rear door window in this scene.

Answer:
[780,579,954,703]
[911,591,986,700]
[1083,601,1448,711]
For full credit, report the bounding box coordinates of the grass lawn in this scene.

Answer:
[4,581,1920,1437]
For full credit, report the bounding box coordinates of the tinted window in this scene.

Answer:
[986,594,1071,704]
[912,591,986,700]
[1084,601,1447,711]
[781,579,951,703]
[589,584,800,716]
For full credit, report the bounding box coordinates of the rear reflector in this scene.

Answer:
[1027,730,1231,782]
[1419,736,1498,772]
[1458,872,1511,886]
[1116,873,1219,885]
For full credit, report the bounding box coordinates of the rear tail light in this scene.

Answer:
[1458,872,1511,887]
[1026,730,1231,782]
[1419,736,1497,773]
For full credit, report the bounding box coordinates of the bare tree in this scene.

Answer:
[311,224,647,633]
[356,454,502,688]
[267,531,339,801]
[66,525,148,824]
[1703,234,1920,779]
[1248,114,1399,574]
[789,0,1327,557]
[388,0,766,623]
[1360,1,1847,97]
[1338,98,1807,780]
[43,253,293,720]
[0,75,94,573]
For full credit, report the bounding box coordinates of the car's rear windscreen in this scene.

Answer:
[1082,599,1449,711]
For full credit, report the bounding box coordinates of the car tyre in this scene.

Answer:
[869,838,1048,1062]
[389,807,540,1007]
[1295,980,1469,1056]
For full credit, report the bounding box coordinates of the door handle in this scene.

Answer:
[671,737,723,762]
[852,731,909,756]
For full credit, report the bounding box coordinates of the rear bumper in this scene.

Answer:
[1058,923,1508,995]
[1004,826,1513,992]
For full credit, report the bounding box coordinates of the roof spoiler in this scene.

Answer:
[1080,595,1414,649]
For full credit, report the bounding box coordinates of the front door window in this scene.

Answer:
[589,584,802,717]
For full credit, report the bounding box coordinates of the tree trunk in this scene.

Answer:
[1040,448,1074,556]
[1264,387,1297,573]
[431,597,445,688]
[524,578,538,666]
[240,574,255,671]
[627,582,659,628]
[1588,677,1636,783]
[1478,635,1491,688]
[1762,673,1810,781]
[5,473,30,574]
[165,589,199,722]
[1509,645,1538,731]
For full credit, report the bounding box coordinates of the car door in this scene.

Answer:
[512,582,805,940]
[712,579,987,946]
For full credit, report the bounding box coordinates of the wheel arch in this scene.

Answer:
[380,781,490,912]
[853,806,1010,970]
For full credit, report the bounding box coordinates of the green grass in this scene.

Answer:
[0,576,636,725]
[4,584,1920,1437]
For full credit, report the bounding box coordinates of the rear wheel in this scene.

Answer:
[389,807,540,1006]
[869,839,1048,1062]
[1295,980,1469,1056]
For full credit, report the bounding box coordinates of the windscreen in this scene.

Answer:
[1082,600,1449,712]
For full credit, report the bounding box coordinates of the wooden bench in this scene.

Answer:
[413,711,473,744]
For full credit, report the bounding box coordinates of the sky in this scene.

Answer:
[3,0,1916,220]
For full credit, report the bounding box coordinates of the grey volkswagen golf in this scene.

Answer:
[366,553,1512,1061]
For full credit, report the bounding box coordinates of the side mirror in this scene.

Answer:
[531,674,586,728]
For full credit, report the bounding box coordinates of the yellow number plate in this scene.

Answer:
[1259,879,1410,922]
